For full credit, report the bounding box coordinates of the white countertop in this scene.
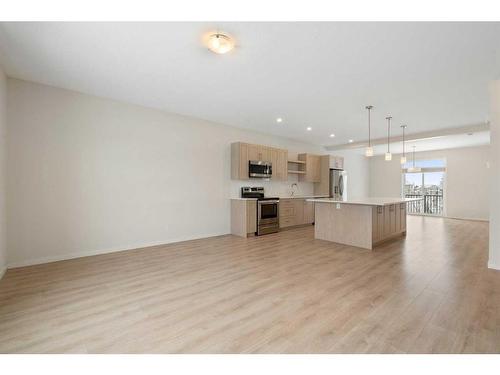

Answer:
[306,197,422,206]
[279,195,330,199]
[231,195,329,201]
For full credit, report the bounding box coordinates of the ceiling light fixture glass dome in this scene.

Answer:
[206,33,235,54]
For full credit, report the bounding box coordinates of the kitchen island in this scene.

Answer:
[306,197,422,250]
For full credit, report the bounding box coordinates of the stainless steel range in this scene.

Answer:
[241,187,279,235]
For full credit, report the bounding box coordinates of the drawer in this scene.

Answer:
[280,217,296,228]
[280,206,296,218]
[279,199,295,208]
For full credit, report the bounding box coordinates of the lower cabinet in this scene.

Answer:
[246,200,257,234]
[372,203,407,244]
[279,198,314,228]
[231,199,257,238]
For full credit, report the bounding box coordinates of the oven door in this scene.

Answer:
[258,200,279,224]
[249,161,272,178]
[257,200,279,235]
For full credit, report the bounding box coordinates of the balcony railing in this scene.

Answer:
[405,194,443,215]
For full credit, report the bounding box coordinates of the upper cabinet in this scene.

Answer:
[247,144,271,163]
[231,142,338,184]
[313,155,331,196]
[298,153,321,182]
[331,155,344,170]
[271,147,288,181]
[231,142,249,180]
[231,142,288,181]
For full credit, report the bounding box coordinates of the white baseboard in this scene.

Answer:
[7,231,229,269]
[488,260,500,271]
[444,216,489,222]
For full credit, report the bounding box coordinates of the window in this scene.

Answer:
[402,159,446,216]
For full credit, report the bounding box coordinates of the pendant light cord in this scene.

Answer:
[401,125,406,158]
[368,107,371,148]
[366,105,373,148]
[386,116,392,153]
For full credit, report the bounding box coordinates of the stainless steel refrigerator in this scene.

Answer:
[329,169,347,200]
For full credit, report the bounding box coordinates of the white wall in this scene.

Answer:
[330,150,370,199]
[370,145,490,221]
[0,66,6,277]
[489,80,500,270]
[6,79,322,267]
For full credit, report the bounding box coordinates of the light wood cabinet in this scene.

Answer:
[231,142,249,180]
[303,200,315,224]
[246,201,257,234]
[372,204,406,245]
[231,142,287,181]
[247,144,261,162]
[247,144,271,163]
[314,155,331,196]
[231,199,257,237]
[232,143,327,183]
[279,198,314,228]
[275,148,288,181]
[298,153,321,182]
[331,156,344,170]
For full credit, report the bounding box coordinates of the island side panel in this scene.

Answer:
[314,202,373,249]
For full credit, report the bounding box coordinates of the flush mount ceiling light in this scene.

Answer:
[400,124,407,164]
[276,118,283,123]
[306,127,312,131]
[385,116,392,161]
[348,139,354,143]
[205,32,235,54]
[365,105,374,157]
[330,133,335,138]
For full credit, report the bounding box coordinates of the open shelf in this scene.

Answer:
[288,170,306,174]
[287,160,306,164]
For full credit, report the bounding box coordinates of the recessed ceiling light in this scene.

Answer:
[348,139,354,143]
[306,127,312,131]
[205,32,235,54]
[276,118,283,123]
[329,133,335,138]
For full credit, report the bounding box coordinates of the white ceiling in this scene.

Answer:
[0,22,499,147]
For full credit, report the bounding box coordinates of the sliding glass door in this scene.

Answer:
[403,159,445,216]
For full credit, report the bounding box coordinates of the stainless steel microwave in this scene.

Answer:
[249,160,272,178]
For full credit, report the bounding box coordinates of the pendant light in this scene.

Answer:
[365,105,374,157]
[400,124,407,164]
[385,116,392,161]
[407,146,421,172]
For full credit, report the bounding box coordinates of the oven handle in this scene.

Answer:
[258,200,280,204]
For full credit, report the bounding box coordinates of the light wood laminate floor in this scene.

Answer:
[0,216,499,353]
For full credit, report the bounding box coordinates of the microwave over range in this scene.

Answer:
[248,160,272,179]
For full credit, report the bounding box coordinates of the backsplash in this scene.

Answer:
[229,175,315,198]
